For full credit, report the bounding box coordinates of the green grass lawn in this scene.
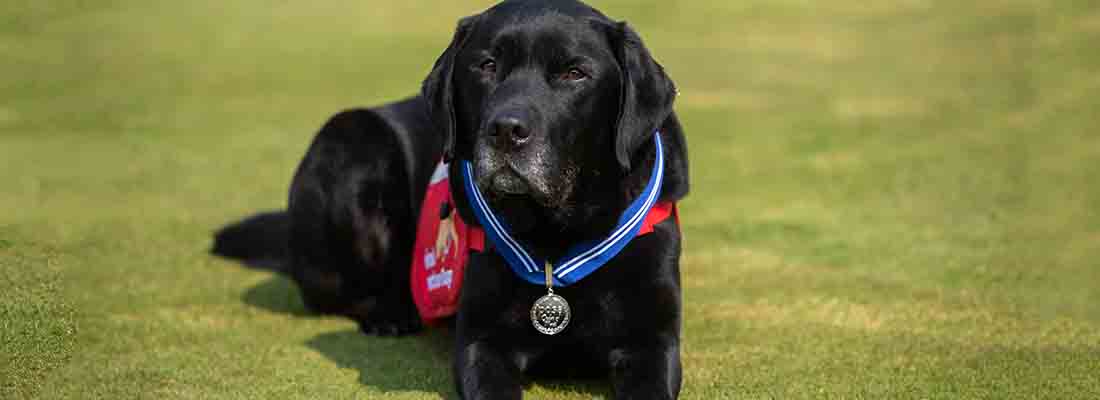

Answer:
[3,0,1099,398]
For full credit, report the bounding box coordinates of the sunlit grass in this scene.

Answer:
[2,0,1098,398]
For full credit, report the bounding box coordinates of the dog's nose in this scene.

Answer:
[491,116,530,146]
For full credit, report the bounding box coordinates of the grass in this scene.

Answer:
[2,0,1099,398]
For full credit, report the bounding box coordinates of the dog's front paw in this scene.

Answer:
[356,316,423,336]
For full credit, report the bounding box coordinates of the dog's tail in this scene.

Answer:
[211,211,290,272]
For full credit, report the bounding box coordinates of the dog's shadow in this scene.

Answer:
[243,275,455,396]
[307,328,456,398]
[243,275,611,398]
[241,274,311,316]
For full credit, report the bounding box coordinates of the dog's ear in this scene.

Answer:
[608,22,677,171]
[422,15,479,162]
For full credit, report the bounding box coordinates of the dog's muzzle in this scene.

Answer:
[491,169,529,195]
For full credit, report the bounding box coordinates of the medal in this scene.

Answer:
[531,262,570,335]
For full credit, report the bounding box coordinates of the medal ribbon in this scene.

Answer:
[460,132,664,287]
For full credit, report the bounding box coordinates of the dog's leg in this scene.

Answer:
[352,280,423,336]
[455,341,523,400]
[608,339,682,400]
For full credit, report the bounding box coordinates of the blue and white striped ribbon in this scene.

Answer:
[460,132,664,287]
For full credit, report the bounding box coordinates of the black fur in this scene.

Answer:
[211,211,289,272]
[212,1,689,398]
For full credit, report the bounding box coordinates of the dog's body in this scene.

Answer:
[213,1,689,398]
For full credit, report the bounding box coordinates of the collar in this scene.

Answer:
[460,132,666,287]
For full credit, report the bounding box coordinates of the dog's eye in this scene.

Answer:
[479,60,498,75]
[561,67,588,82]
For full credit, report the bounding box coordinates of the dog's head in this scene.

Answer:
[423,0,677,235]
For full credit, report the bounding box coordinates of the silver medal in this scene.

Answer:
[531,292,570,335]
[532,262,570,335]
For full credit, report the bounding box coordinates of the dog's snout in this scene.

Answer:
[491,116,530,146]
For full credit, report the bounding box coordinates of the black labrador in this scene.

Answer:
[212,1,689,398]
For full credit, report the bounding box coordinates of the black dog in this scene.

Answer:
[212,1,689,398]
